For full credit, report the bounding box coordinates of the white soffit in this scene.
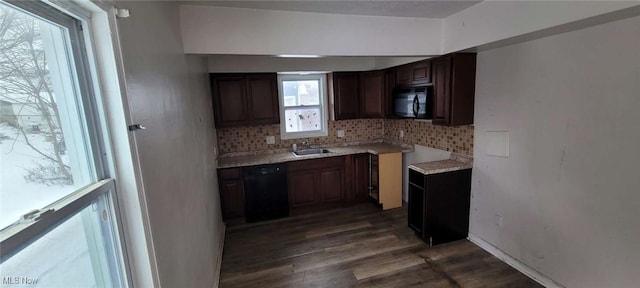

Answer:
[179,0,482,19]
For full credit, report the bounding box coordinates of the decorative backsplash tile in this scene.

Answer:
[216,119,384,154]
[217,118,473,156]
[383,119,474,156]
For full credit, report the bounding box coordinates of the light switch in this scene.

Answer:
[266,136,275,144]
[337,130,345,138]
[486,131,509,157]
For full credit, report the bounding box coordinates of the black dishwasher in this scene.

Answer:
[242,163,289,222]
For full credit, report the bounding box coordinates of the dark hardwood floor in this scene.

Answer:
[220,203,542,288]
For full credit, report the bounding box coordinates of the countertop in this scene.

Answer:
[408,154,473,176]
[217,142,412,169]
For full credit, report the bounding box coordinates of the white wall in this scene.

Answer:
[114,1,225,287]
[471,15,640,288]
[443,1,639,54]
[208,55,376,72]
[180,5,442,56]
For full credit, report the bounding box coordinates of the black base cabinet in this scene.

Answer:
[408,168,472,246]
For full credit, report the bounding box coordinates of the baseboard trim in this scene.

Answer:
[214,225,226,288]
[467,233,564,288]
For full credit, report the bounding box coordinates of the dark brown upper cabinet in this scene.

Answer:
[432,53,476,126]
[384,69,396,117]
[333,72,360,120]
[359,70,385,118]
[333,71,386,120]
[395,60,432,86]
[210,73,279,128]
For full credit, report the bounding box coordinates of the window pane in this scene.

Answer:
[0,193,123,287]
[284,108,322,133]
[0,3,95,229]
[282,80,320,107]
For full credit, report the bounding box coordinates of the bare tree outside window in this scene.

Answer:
[0,6,71,185]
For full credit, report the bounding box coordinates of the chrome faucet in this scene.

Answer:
[302,139,311,150]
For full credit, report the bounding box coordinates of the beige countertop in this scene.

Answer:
[408,155,473,176]
[217,142,413,169]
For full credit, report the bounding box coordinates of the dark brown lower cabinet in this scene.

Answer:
[353,154,370,202]
[218,168,245,220]
[288,170,318,207]
[320,169,343,202]
[287,156,345,209]
[408,168,472,246]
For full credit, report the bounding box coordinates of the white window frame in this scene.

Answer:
[0,1,132,287]
[277,74,328,140]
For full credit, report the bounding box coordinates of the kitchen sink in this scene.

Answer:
[292,148,332,156]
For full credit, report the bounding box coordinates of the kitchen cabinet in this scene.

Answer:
[332,72,360,120]
[384,69,396,117]
[377,152,403,210]
[367,152,402,210]
[218,168,245,220]
[408,168,472,246]
[395,60,432,86]
[352,153,370,202]
[210,73,279,128]
[432,53,476,126]
[288,169,318,207]
[332,71,386,120]
[287,156,345,209]
[359,71,385,118]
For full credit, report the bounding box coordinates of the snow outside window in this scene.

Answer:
[278,74,328,140]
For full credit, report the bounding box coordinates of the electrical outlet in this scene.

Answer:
[266,136,275,144]
[337,130,345,138]
[495,213,503,228]
[400,130,404,138]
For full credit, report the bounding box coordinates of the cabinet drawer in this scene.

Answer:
[219,167,241,179]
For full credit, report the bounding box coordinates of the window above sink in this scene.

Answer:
[277,74,328,140]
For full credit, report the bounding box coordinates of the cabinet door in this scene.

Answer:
[378,152,402,210]
[359,71,385,118]
[395,65,412,86]
[384,70,396,117]
[288,170,318,208]
[408,183,424,235]
[319,168,343,203]
[396,60,431,86]
[218,168,245,220]
[353,154,370,202]
[425,169,472,246]
[211,75,248,127]
[448,54,476,126]
[411,60,431,84]
[432,53,476,126]
[220,180,244,219]
[246,74,279,125]
[333,72,360,120]
[432,56,452,124]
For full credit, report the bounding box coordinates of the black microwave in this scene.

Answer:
[393,86,433,119]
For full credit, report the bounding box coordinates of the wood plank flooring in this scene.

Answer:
[220,203,542,288]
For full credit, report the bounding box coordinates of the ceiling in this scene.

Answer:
[181,0,482,19]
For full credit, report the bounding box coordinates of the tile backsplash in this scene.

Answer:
[217,119,474,156]
[384,119,474,156]
[216,119,384,154]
